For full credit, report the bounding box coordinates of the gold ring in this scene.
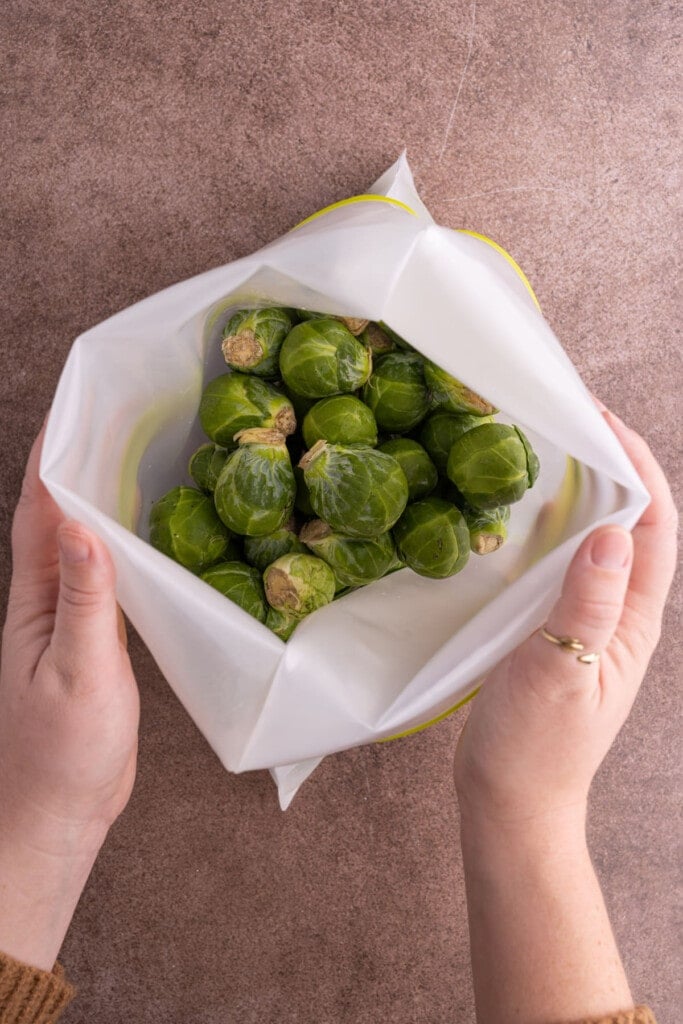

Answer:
[540,626,600,665]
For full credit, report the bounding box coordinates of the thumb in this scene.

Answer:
[51,522,122,688]
[527,526,633,685]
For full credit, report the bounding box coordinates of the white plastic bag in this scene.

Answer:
[41,154,648,809]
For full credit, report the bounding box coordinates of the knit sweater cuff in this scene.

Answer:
[0,950,75,1024]
[562,1007,656,1024]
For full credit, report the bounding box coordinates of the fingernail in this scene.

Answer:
[590,529,631,569]
[59,529,90,563]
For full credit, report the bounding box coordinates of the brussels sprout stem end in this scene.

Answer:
[265,568,300,610]
[473,534,504,555]
[222,330,261,369]
[299,519,332,544]
[274,406,297,436]
[234,427,287,446]
[298,439,327,470]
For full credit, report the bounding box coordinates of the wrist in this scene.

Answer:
[0,813,107,972]
[459,799,588,876]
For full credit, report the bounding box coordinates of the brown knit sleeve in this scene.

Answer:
[559,1007,657,1024]
[0,950,75,1024]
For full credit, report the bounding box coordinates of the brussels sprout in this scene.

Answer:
[295,309,326,322]
[214,428,296,536]
[293,463,315,516]
[393,497,470,579]
[336,316,369,335]
[244,518,308,572]
[419,411,493,474]
[149,486,232,573]
[266,605,299,641]
[463,504,510,554]
[377,439,438,501]
[424,361,496,416]
[302,395,378,448]
[263,553,336,618]
[362,352,430,432]
[295,311,369,336]
[282,385,317,422]
[299,520,399,587]
[279,319,372,398]
[199,372,296,446]
[200,561,268,623]
[188,443,229,493]
[221,307,294,378]
[517,428,541,488]
[447,423,540,509]
[359,322,395,354]
[377,321,415,351]
[299,441,409,538]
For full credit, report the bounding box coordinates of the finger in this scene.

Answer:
[603,411,678,631]
[11,418,65,585]
[50,521,122,691]
[528,526,633,689]
[117,606,128,649]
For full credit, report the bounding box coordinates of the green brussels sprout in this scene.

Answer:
[463,504,510,555]
[302,395,378,449]
[419,411,493,474]
[243,518,308,572]
[377,321,415,351]
[149,486,232,573]
[336,316,370,336]
[200,561,268,623]
[265,605,300,641]
[188,443,229,493]
[293,463,315,516]
[279,319,372,398]
[299,520,399,587]
[362,352,430,432]
[214,428,296,536]
[221,307,294,378]
[359,322,395,354]
[517,427,541,488]
[282,385,317,422]
[299,440,409,538]
[295,309,326,321]
[377,439,438,501]
[424,361,497,416]
[295,311,369,336]
[199,372,296,446]
[263,553,336,618]
[393,497,470,579]
[447,423,540,509]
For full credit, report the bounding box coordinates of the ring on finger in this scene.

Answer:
[539,626,600,665]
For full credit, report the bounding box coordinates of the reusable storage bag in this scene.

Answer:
[41,154,648,808]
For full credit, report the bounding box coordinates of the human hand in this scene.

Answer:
[0,421,139,969]
[454,408,678,830]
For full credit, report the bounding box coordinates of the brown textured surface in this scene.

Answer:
[1,2,680,1022]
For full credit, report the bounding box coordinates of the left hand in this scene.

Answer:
[454,409,677,829]
[0,421,140,969]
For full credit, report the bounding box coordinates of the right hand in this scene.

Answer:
[454,407,677,828]
[1,423,140,852]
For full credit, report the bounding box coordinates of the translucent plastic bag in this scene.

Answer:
[41,155,648,808]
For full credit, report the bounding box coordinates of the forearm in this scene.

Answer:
[0,809,104,972]
[460,804,632,1024]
